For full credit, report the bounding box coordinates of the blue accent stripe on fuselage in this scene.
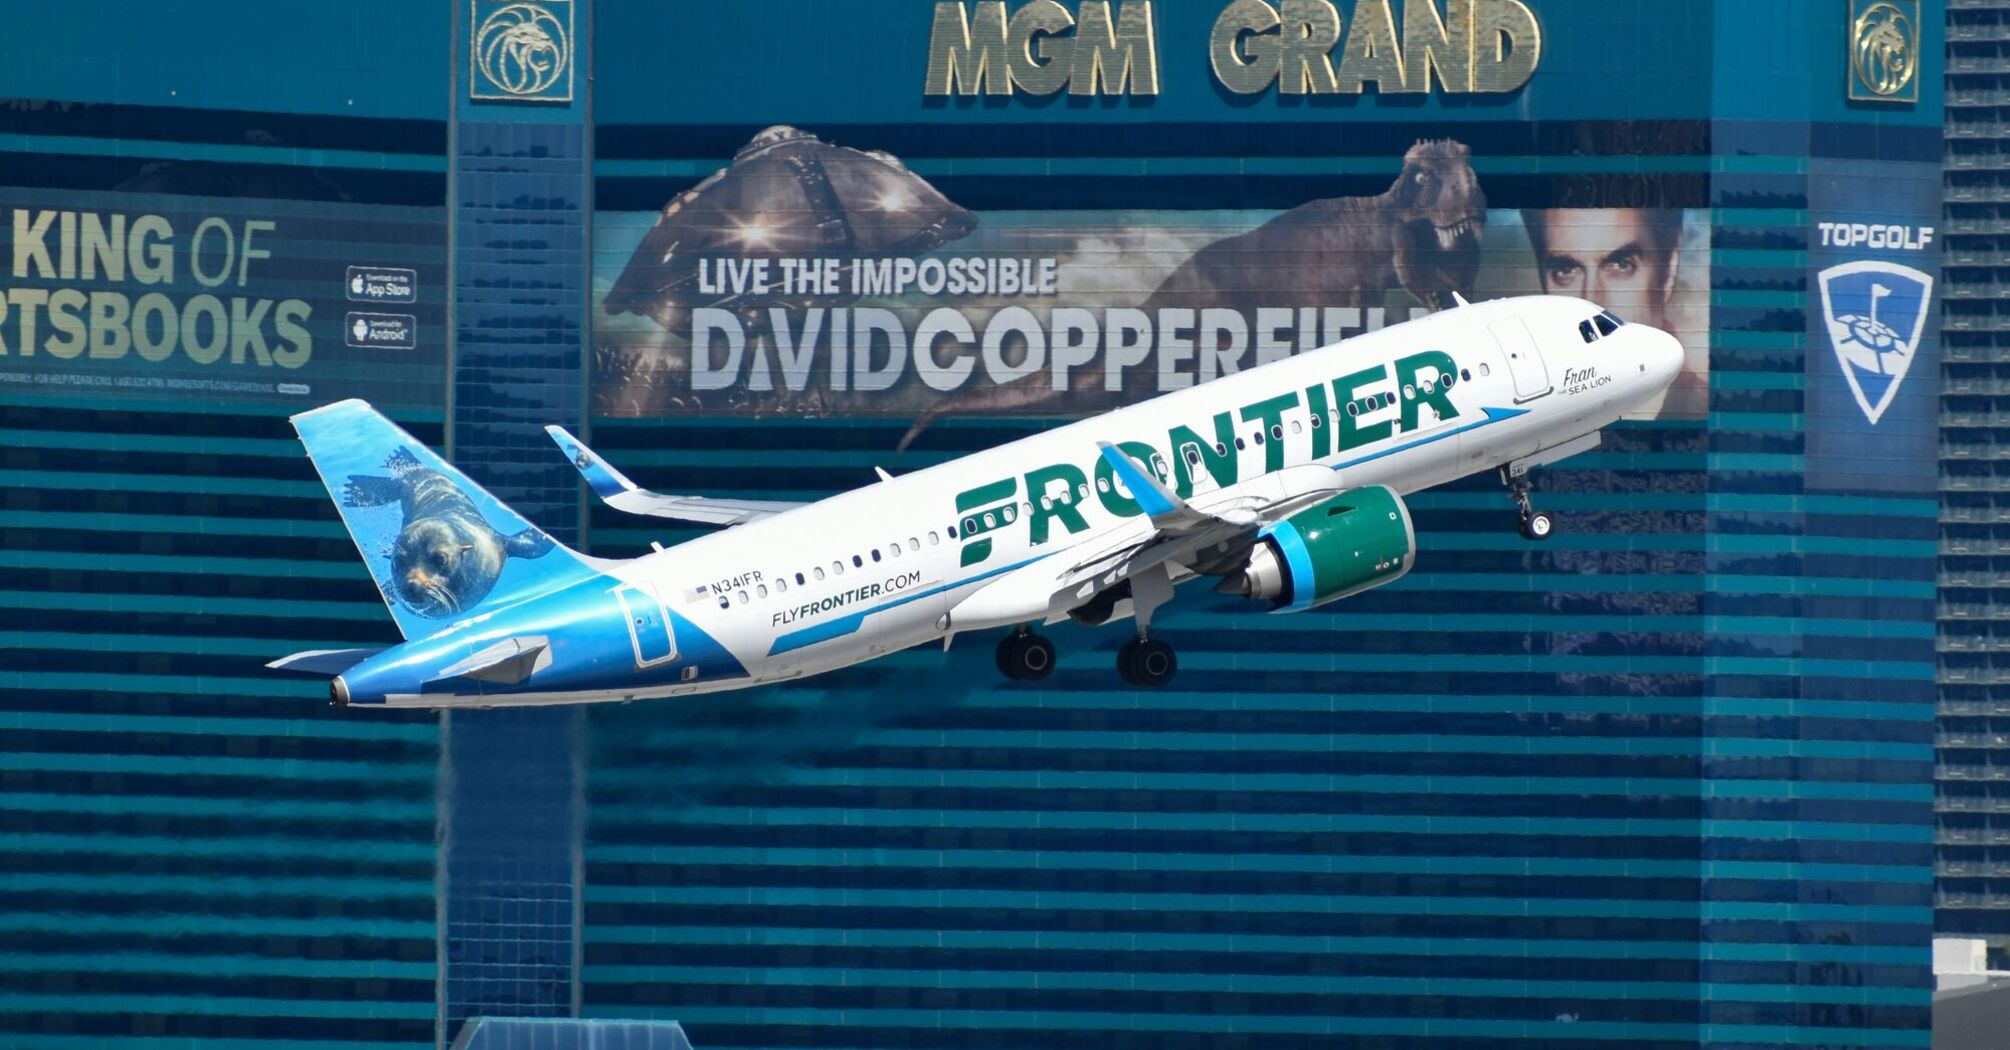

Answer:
[1331,406,1527,472]
[766,555,1044,657]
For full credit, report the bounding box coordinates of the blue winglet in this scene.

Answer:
[1096,442,1182,519]
[545,425,638,501]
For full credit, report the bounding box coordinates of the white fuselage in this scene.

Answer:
[395,295,1683,707]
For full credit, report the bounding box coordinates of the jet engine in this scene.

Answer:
[1218,485,1416,612]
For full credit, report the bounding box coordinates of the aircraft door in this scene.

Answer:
[614,582,678,668]
[1488,318,1553,402]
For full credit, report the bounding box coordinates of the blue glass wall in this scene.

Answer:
[0,1,1947,1048]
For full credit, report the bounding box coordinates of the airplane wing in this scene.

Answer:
[545,425,805,526]
[950,447,1337,631]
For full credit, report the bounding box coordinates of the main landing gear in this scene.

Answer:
[993,565,1183,688]
[995,627,1055,682]
[1502,465,1556,542]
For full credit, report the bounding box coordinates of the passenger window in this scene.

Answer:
[1310,415,1322,429]
[814,566,825,581]
[857,553,868,566]
[833,560,844,575]
[1096,477,1111,493]
[1402,385,1414,400]
[795,572,806,586]
[1460,368,1471,381]
[1235,437,1245,450]
[1290,420,1302,435]
[776,578,787,593]
[736,590,749,603]
[1185,446,1202,465]
[983,513,996,528]
[1269,424,1282,440]
[887,543,899,558]
[929,531,940,545]
[1252,431,1264,445]
[1215,442,1228,455]
[909,537,920,552]
[948,525,959,539]
[757,584,768,598]
[1076,483,1089,500]
[1040,495,1054,511]
[1346,402,1359,417]
[717,596,729,610]
[1479,363,1491,376]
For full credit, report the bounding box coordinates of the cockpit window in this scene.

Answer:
[1579,319,1597,343]
[1593,312,1620,337]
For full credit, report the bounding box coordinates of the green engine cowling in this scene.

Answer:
[1225,485,1416,612]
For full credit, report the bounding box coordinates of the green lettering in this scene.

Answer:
[1023,462,1091,545]
[1304,382,1331,458]
[1239,391,1299,473]
[1333,364,1391,450]
[954,476,1018,566]
[1396,350,1461,432]
[1169,413,1239,495]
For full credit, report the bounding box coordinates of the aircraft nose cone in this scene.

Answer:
[1648,328,1684,389]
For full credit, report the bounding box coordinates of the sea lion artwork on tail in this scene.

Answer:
[342,447,554,618]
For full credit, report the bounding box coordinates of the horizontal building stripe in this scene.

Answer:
[605,805,1931,841]
[579,965,1922,1005]
[584,925,1930,965]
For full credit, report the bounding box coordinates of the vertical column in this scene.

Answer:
[439,1,593,1045]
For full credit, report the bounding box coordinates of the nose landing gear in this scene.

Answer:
[1502,466,1555,541]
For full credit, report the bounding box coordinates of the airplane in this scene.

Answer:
[270,295,1683,707]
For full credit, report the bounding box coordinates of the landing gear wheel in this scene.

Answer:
[1501,467,1554,541]
[1118,638,1177,687]
[1518,510,1555,541]
[996,630,1056,682]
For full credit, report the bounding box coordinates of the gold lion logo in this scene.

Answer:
[475,3,570,98]
[1851,1,1917,99]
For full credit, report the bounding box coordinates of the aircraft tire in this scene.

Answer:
[1519,510,1555,541]
[1119,638,1177,687]
[997,632,1055,682]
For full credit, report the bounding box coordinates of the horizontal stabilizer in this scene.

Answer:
[267,648,383,675]
[545,425,804,527]
[432,636,550,685]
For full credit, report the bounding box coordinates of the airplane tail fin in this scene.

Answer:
[290,399,596,639]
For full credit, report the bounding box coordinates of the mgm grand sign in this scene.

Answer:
[924,0,1542,98]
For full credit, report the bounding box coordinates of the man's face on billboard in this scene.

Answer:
[1532,211,1676,327]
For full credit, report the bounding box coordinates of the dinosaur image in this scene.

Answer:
[896,139,1485,448]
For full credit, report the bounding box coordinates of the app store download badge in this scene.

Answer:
[345,312,418,350]
[346,266,418,304]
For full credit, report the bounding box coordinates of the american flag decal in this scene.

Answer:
[681,584,710,605]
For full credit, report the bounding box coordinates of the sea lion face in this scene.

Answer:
[391,515,507,617]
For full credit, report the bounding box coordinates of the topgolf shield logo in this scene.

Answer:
[1818,260,1931,425]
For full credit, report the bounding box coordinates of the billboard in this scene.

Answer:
[0,187,445,410]
[591,126,1707,436]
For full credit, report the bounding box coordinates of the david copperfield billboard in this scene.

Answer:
[0,188,445,410]
[591,126,1708,430]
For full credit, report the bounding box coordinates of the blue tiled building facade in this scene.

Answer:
[0,2,1942,1049]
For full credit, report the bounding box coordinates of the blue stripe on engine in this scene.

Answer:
[1261,519,1318,613]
